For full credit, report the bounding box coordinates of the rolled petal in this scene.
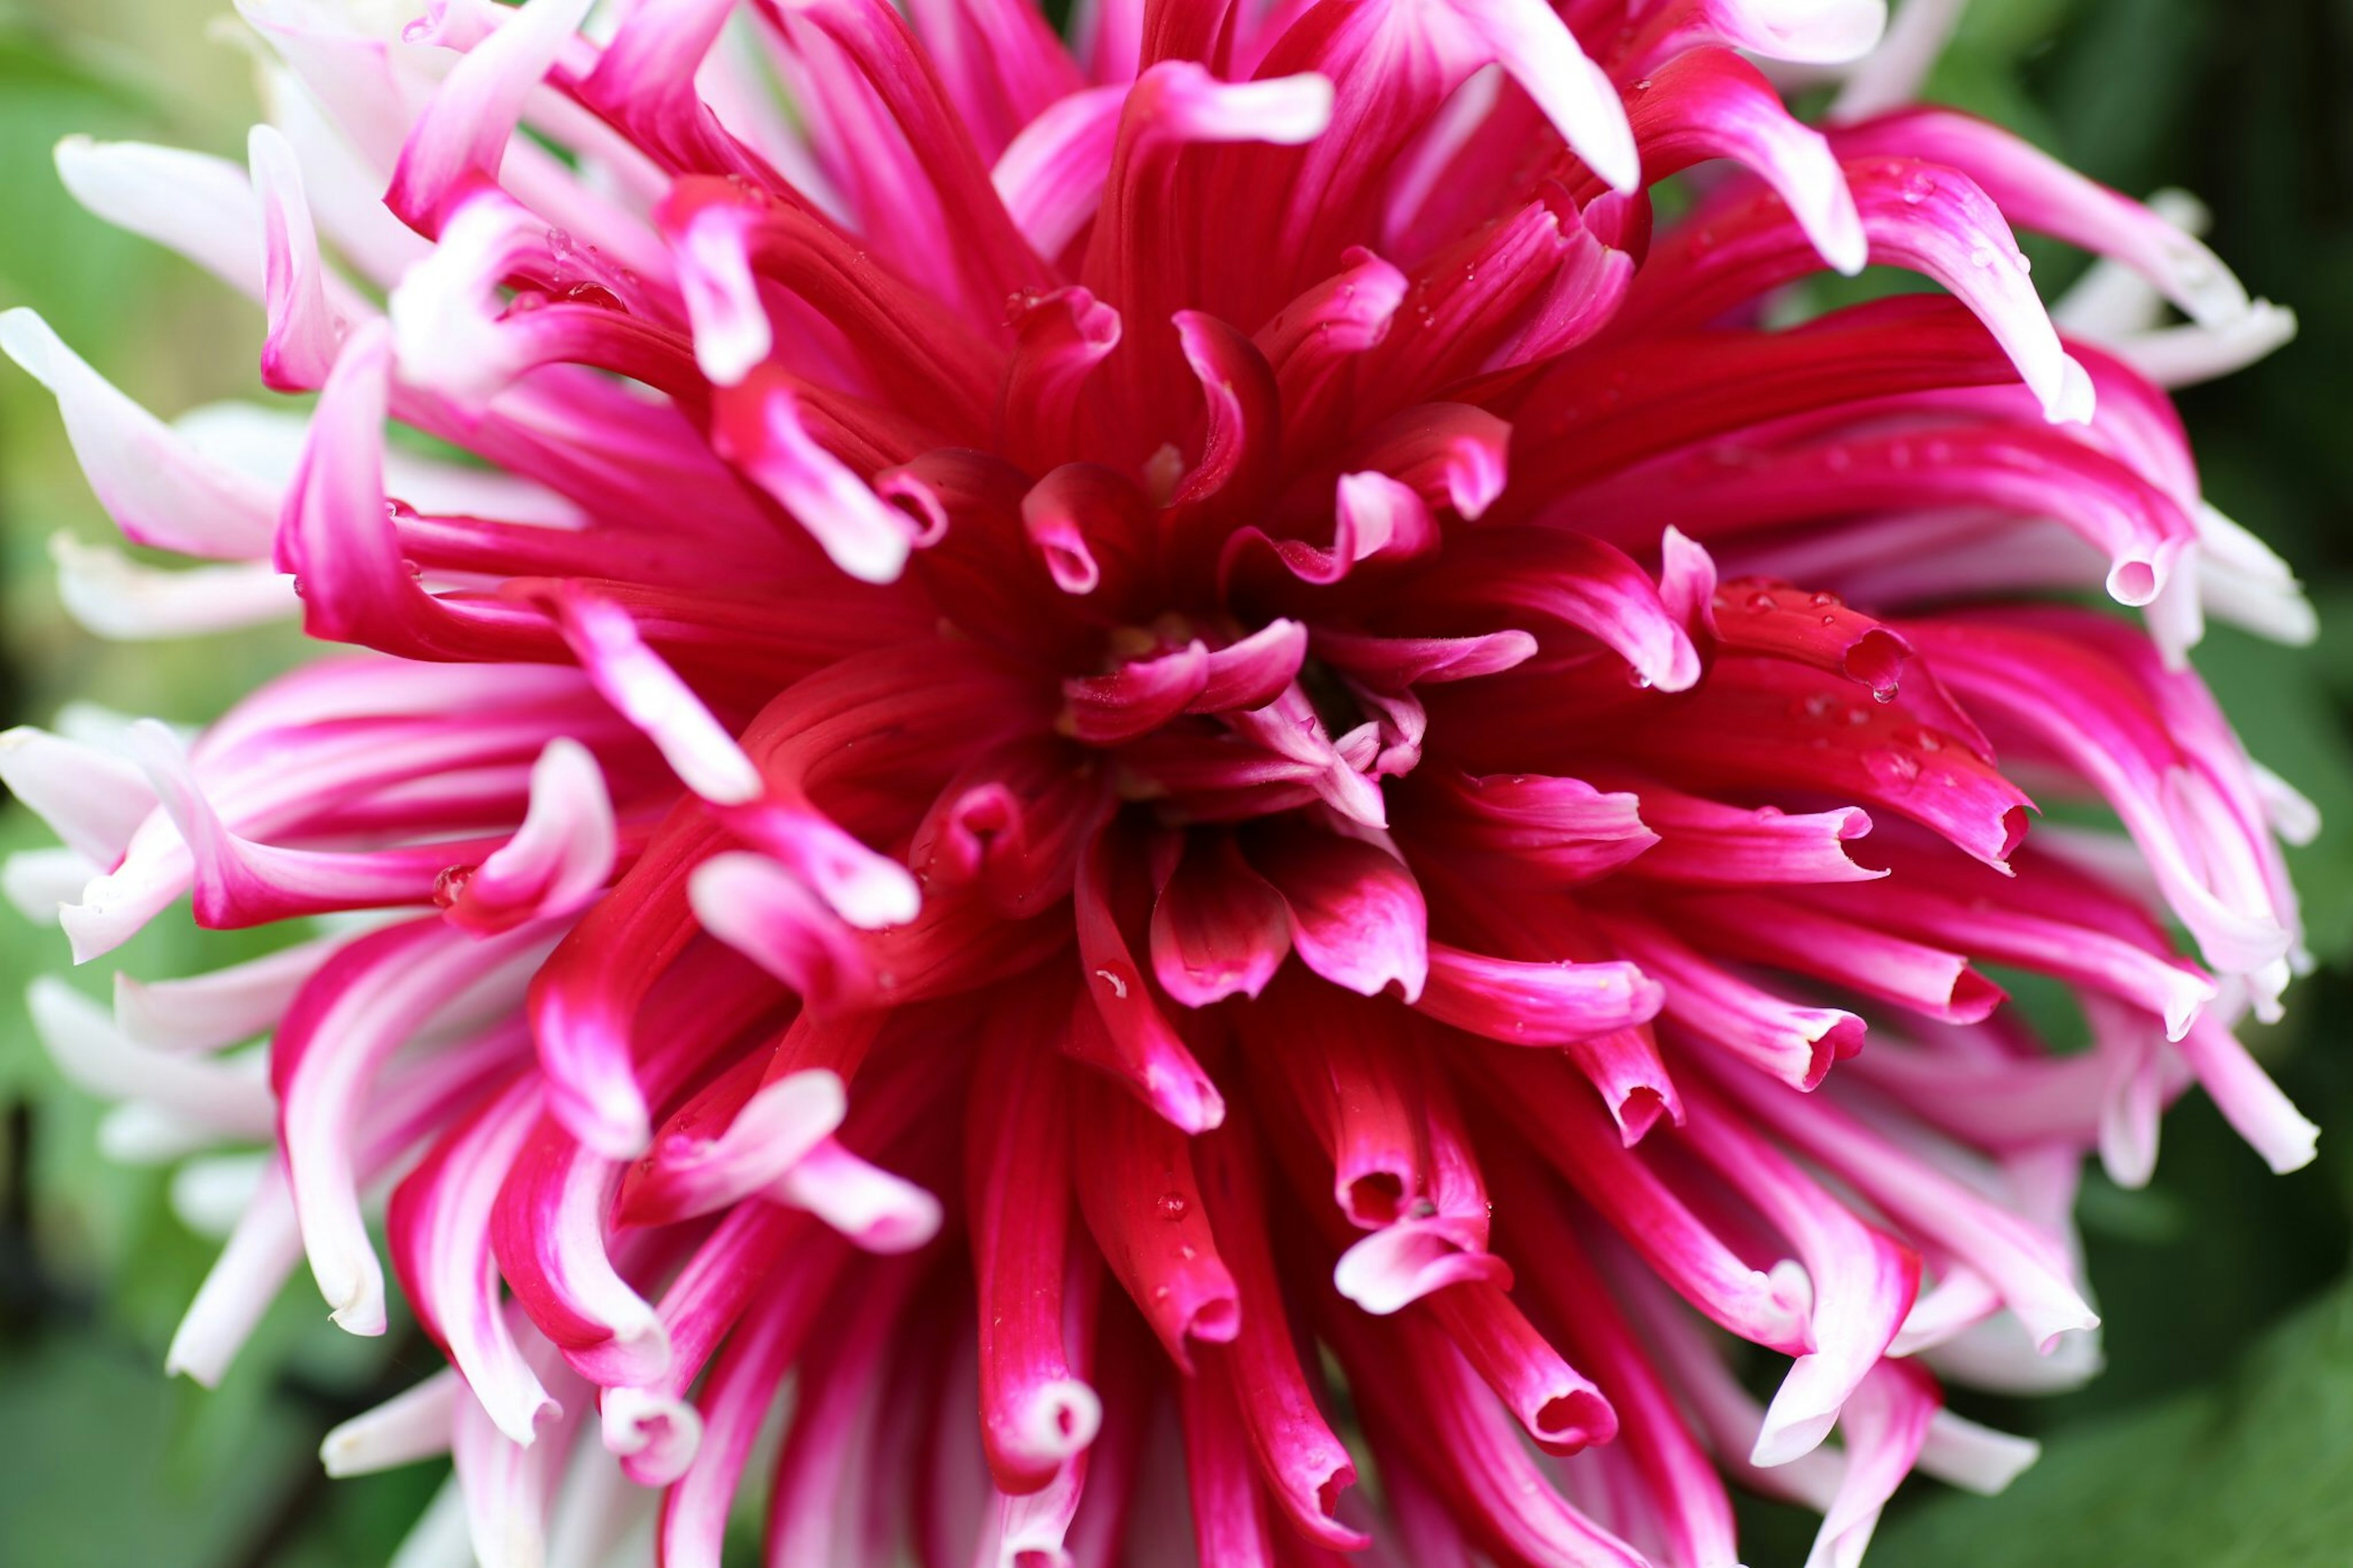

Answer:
[277,918,555,1335]
[969,999,1102,1494]
[1072,1070,1240,1371]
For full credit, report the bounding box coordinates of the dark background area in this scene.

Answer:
[0,0,2347,1562]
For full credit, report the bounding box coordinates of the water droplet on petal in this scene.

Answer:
[432,865,474,908]
[1156,1192,1189,1221]
[1866,749,1922,787]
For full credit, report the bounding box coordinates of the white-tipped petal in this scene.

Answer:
[770,1138,944,1254]
[1915,1409,2040,1496]
[0,722,157,865]
[324,1369,464,1478]
[0,309,279,558]
[2,847,94,923]
[51,534,299,640]
[55,136,263,296]
[26,977,276,1135]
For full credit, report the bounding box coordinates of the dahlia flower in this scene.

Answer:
[0,0,2322,1561]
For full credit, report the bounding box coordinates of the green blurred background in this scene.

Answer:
[0,0,2349,1562]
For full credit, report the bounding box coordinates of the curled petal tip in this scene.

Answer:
[603,1387,704,1485]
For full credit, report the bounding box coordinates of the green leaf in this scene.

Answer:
[0,1335,313,1567]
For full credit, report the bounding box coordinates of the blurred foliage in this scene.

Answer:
[0,0,2347,1564]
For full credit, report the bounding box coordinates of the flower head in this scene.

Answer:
[1,0,2319,1562]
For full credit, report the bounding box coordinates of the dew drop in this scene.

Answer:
[1865,749,1922,787]
[562,281,624,311]
[1156,1192,1189,1221]
[1094,966,1130,1000]
[1745,591,1779,613]
[432,865,474,908]
[1968,246,1996,268]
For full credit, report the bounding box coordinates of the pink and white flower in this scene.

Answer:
[2,0,2318,1562]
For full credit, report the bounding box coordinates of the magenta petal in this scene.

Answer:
[1246,830,1429,1001]
[1420,1280,1618,1453]
[1419,944,1664,1046]
[1470,1047,1813,1355]
[1072,1069,1238,1371]
[1195,1114,1370,1550]
[970,999,1102,1494]
[1148,832,1292,1006]
[1069,827,1226,1131]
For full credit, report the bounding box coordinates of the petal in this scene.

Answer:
[1245,830,1429,1001]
